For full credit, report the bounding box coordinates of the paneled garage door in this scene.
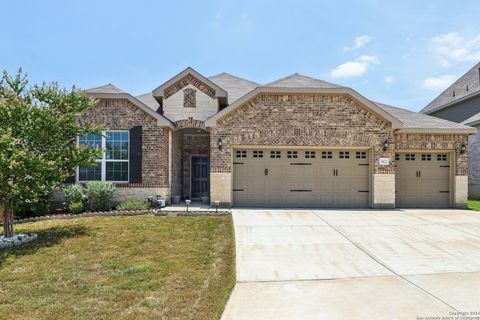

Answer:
[395,152,451,208]
[233,149,370,208]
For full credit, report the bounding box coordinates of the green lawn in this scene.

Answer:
[0,215,235,320]
[469,199,480,211]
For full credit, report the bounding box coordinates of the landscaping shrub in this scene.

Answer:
[116,199,149,211]
[14,198,50,218]
[68,201,84,214]
[85,182,116,211]
[63,183,85,206]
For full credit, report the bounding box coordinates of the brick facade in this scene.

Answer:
[394,133,468,175]
[210,94,394,174]
[164,74,216,99]
[78,99,170,187]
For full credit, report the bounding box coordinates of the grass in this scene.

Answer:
[0,215,236,320]
[469,199,480,211]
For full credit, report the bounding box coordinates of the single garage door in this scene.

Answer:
[395,152,451,208]
[233,149,370,208]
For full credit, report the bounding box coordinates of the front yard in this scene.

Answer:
[0,215,235,320]
[469,199,480,211]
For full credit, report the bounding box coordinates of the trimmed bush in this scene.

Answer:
[63,183,85,207]
[85,182,116,211]
[117,199,149,211]
[69,201,83,214]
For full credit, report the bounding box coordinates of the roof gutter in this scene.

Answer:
[395,127,477,134]
[423,90,480,115]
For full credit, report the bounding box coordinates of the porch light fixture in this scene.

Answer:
[383,139,389,151]
[217,138,223,150]
[460,143,467,154]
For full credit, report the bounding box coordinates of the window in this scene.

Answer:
[78,131,129,182]
[321,151,333,159]
[287,150,298,158]
[437,154,447,161]
[405,154,415,161]
[183,88,196,108]
[236,150,247,158]
[305,151,316,159]
[356,151,367,159]
[395,154,400,161]
[270,150,281,158]
[253,150,263,158]
[339,151,350,159]
[421,154,431,161]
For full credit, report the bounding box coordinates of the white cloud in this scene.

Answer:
[430,32,480,67]
[344,35,373,51]
[330,55,379,78]
[384,75,394,84]
[422,75,456,90]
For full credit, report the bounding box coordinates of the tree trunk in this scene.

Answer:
[2,205,13,237]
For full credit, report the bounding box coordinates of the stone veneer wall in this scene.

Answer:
[78,99,170,190]
[182,134,210,198]
[394,133,468,175]
[468,130,480,198]
[210,94,394,174]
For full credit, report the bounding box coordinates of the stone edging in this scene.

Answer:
[3,209,231,225]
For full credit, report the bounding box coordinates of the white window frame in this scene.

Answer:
[77,130,130,183]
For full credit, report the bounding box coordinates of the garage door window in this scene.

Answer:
[305,151,316,158]
[421,154,432,161]
[321,151,332,159]
[339,151,350,159]
[253,150,263,158]
[287,151,298,158]
[270,151,281,158]
[356,151,367,159]
[406,154,415,161]
[437,154,447,161]
[236,150,247,158]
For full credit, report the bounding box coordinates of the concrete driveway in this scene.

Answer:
[222,209,480,319]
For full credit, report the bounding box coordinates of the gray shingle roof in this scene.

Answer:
[85,83,126,94]
[208,73,259,104]
[136,92,160,111]
[265,73,341,88]
[461,111,480,127]
[376,102,474,130]
[421,61,480,114]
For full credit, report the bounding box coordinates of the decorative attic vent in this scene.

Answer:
[453,90,455,97]
[183,88,196,108]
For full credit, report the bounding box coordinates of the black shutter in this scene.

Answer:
[129,126,142,183]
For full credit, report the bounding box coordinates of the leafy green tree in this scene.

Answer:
[0,69,101,237]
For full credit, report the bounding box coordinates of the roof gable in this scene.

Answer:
[422,61,480,114]
[208,72,259,104]
[152,67,227,101]
[85,84,173,128]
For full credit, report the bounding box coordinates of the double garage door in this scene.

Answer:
[395,152,451,208]
[233,149,452,208]
[233,148,370,208]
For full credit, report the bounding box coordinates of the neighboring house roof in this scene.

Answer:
[462,111,480,127]
[85,84,173,128]
[208,73,259,104]
[421,61,480,114]
[265,73,341,88]
[376,102,476,133]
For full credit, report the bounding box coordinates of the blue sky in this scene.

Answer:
[2,0,480,111]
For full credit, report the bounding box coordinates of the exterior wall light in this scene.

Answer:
[383,139,389,151]
[460,143,467,154]
[217,138,223,150]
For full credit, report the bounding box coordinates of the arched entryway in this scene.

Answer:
[171,127,210,201]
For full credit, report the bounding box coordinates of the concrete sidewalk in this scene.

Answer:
[222,209,480,319]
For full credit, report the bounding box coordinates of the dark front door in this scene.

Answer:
[191,156,210,198]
